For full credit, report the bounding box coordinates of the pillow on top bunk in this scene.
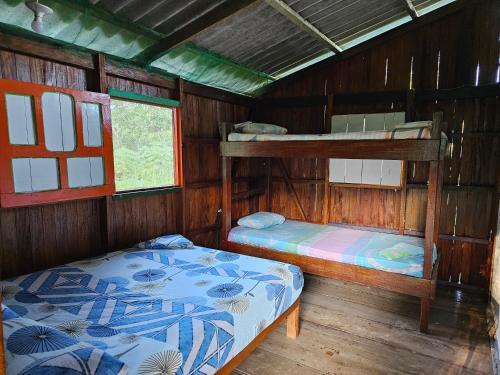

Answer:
[377,243,423,260]
[136,234,194,249]
[238,212,286,229]
[234,121,288,135]
[393,121,432,130]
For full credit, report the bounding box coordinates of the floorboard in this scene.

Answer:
[236,275,492,375]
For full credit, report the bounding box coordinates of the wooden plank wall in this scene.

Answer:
[0,47,251,279]
[257,0,500,289]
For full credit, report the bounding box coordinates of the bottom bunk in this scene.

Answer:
[0,235,303,375]
[223,217,439,332]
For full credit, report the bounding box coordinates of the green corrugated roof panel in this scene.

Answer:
[0,0,157,58]
[151,44,275,96]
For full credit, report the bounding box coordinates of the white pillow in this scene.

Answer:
[237,212,286,229]
[234,121,288,135]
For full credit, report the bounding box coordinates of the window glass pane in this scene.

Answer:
[111,99,175,192]
[67,157,104,188]
[6,94,36,145]
[82,102,103,147]
[12,158,59,193]
[41,92,76,151]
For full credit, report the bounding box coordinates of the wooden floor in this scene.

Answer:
[235,274,492,375]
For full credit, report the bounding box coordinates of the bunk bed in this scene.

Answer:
[219,103,446,333]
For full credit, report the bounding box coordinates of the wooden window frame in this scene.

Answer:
[0,79,115,208]
[108,89,183,198]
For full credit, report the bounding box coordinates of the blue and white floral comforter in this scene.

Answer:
[1,243,303,374]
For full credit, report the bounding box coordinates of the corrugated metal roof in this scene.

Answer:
[89,0,228,36]
[190,1,329,75]
[0,0,456,95]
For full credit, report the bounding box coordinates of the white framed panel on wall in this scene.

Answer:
[329,112,404,187]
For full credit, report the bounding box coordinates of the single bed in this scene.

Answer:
[0,239,303,375]
[229,220,437,279]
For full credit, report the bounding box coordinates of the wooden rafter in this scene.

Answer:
[265,0,342,54]
[401,0,419,19]
[135,0,259,66]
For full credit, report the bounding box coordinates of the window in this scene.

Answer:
[329,112,404,187]
[109,90,182,193]
[0,79,115,208]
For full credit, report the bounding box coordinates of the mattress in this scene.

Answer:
[227,124,444,142]
[229,220,437,278]
[1,242,303,374]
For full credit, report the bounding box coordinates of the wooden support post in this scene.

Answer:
[487,158,500,294]
[286,301,300,338]
[400,89,415,235]
[399,161,408,235]
[175,78,187,236]
[419,297,430,333]
[424,164,439,279]
[420,112,444,333]
[94,53,114,252]
[222,156,232,248]
[322,158,330,224]
[322,93,333,224]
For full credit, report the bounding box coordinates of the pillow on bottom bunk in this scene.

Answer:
[237,211,286,229]
[136,233,193,249]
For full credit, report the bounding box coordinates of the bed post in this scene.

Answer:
[420,111,444,333]
[286,300,300,338]
[222,156,232,250]
[220,123,233,249]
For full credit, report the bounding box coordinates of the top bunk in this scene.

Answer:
[220,111,447,161]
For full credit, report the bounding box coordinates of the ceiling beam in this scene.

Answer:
[134,0,259,66]
[402,0,419,19]
[265,0,342,54]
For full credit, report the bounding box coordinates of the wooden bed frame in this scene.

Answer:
[217,299,300,374]
[219,109,445,333]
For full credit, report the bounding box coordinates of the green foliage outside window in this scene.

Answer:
[111,99,175,192]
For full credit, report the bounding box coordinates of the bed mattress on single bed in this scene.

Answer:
[227,124,446,142]
[229,220,437,278]
[1,243,303,375]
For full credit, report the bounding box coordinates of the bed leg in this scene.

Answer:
[419,297,430,333]
[286,302,300,338]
